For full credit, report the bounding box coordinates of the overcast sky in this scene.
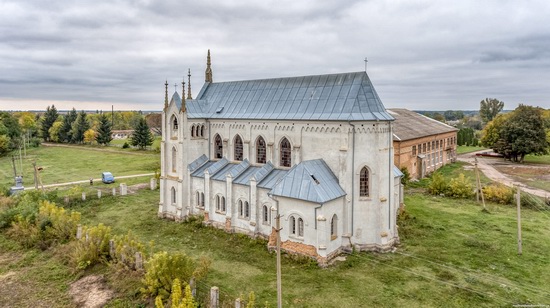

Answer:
[0,0,549,111]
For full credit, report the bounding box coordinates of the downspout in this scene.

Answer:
[207,119,211,157]
[314,204,323,229]
[388,121,392,230]
[348,121,355,236]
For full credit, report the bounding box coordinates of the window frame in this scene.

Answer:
[279,137,292,167]
[214,134,223,159]
[359,166,370,197]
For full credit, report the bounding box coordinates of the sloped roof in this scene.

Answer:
[189,157,345,204]
[269,159,346,203]
[179,72,393,121]
[387,108,458,141]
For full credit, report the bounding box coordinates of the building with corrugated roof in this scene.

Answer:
[159,51,402,264]
[388,108,458,179]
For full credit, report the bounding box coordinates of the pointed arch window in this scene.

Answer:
[171,115,178,138]
[234,135,243,161]
[330,215,338,240]
[191,125,196,138]
[200,125,205,137]
[297,218,304,237]
[238,200,244,217]
[256,136,266,164]
[280,137,291,167]
[214,134,223,159]
[290,216,296,235]
[244,201,249,219]
[200,192,205,208]
[216,195,226,212]
[171,147,177,173]
[360,167,370,197]
[262,205,270,224]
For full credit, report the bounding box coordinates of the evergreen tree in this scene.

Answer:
[71,111,90,143]
[131,118,154,149]
[96,114,113,145]
[41,105,59,141]
[59,108,77,142]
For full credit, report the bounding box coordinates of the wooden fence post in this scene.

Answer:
[109,239,115,257]
[112,188,116,196]
[82,192,86,201]
[210,286,219,308]
[190,278,196,298]
[76,224,82,239]
[135,252,143,270]
[235,298,241,308]
[97,190,102,199]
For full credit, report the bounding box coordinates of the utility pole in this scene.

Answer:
[516,186,522,255]
[33,161,39,190]
[11,155,17,179]
[474,158,485,210]
[19,146,23,177]
[276,211,282,308]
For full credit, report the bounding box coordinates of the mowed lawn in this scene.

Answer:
[69,189,550,307]
[0,145,159,187]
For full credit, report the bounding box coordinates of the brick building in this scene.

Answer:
[388,109,458,180]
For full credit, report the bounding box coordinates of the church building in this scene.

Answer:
[159,51,402,264]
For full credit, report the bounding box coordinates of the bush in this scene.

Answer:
[29,137,42,148]
[154,278,197,308]
[7,215,40,248]
[399,167,410,186]
[447,174,474,198]
[111,231,153,270]
[482,184,514,204]
[141,251,210,300]
[122,142,130,149]
[428,172,448,195]
[71,223,112,269]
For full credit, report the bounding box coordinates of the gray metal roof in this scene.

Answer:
[393,166,404,178]
[269,159,346,204]
[188,154,208,172]
[180,72,393,121]
[387,108,458,141]
[189,156,345,204]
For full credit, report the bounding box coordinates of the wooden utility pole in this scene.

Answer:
[275,212,282,308]
[516,186,522,255]
[32,161,39,190]
[474,158,486,210]
[11,156,17,179]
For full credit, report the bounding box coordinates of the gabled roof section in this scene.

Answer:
[187,72,393,121]
[205,158,229,175]
[170,91,182,110]
[188,154,209,173]
[388,108,458,141]
[269,159,346,204]
[253,161,275,183]
[393,165,404,178]
[228,159,250,179]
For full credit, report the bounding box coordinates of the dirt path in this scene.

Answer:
[24,173,155,190]
[457,150,549,198]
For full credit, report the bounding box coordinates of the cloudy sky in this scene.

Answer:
[0,0,549,111]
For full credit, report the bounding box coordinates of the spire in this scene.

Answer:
[205,49,213,83]
[164,80,168,109]
[187,68,192,100]
[181,77,186,113]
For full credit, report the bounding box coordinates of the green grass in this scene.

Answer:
[64,189,550,307]
[109,136,161,149]
[523,154,550,165]
[0,145,159,188]
[457,145,488,154]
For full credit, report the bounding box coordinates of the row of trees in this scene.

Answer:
[0,111,41,156]
[481,105,549,162]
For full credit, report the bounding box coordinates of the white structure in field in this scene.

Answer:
[159,51,402,263]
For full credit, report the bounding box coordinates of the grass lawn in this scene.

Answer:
[456,145,488,154]
[523,154,550,165]
[0,145,159,188]
[109,136,161,150]
[61,188,550,307]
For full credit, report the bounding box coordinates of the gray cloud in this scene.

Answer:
[0,0,549,111]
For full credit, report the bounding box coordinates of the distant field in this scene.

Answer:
[0,145,159,188]
[456,145,488,154]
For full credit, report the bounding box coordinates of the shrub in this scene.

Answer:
[447,173,474,198]
[399,167,410,186]
[71,223,112,269]
[7,215,40,248]
[122,142,130,149]
[37,200,81,243]
[29,137,42,148]
[427,172,448,195]
[111,231,153,270]
[141,251,210,300]
[482,184,514,204]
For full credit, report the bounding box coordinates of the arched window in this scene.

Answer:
[171,187,176,204]
[360,167,370,197]
[221,196,226,212]
[262,205,270,224]
[171,147,177,172]
[171,116,178,138]
[256,136,266,164]
[216,195,220,211]
[331,215,338,240]
[214,134,223,159]
[280,137,291,167]
[290,216,296,235]
[298,218,304,237]
[238,200,243,217]
[200,125,205,137]
[196,191,200,207]
[244,201,249,218]
[200,192,205,208]
[191,125,195,138]
[234,135,243,161]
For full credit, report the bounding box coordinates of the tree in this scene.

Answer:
[83,129,97,144]
[444,110,464,121]
[48,121,63,142]
[433,112,445,122]
[41,105,59,141]
[480,113,510,147]
[131,118,154,149]
[71,111,90,143]
[0,135,10,156]
[145,113,162,135]
[59,108,77,142]
[96,114,113,145]
[0,112,21,150]
[484,105,549,162]
[479,98,504,123]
